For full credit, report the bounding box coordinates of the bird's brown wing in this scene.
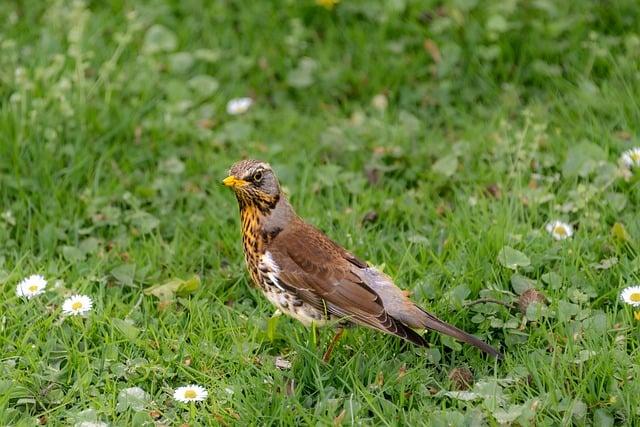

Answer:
[268,222,428,346]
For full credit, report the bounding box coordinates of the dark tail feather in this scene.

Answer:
[395,322,430,347]
[418,309,503,359]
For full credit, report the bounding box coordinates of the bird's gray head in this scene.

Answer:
[223,159,280,209]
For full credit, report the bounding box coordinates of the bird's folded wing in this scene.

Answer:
[268,223,427,346]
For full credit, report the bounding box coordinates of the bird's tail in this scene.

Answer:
[417,308,503,359]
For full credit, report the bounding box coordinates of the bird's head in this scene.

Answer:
[223,160,280,209]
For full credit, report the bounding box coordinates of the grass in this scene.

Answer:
[1,0,640,424]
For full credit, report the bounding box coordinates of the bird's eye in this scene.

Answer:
[253,170,263,183]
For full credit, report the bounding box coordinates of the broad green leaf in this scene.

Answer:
[79,237,100,254]
[194,48,221,63]
[128,211,159,234]
[116,387,149,412]
[93,206,121,226]
[142,25,177,54]
[526,302,547,321]
[594,162,618,186]
[582,312,608,335]
[570,400,587,419]
[188,75,219,98]
[132,411,153,424]
[73,408,99,424]
[163,79,190,101]
[177,275,201,296]
[112,318,140,341]
[611,222,631,242]
[399,111,420,134]
[573,350,596,364]
[144,279,180,301]
[432,154,458,177]
[605,192,627,212]
[510,274,535,295]
[541,271,562,289]
[593,409,614,427]
[144,275,200,301]
[557,300,580,322]
[486,15,508,32]
[497,246,530,270]
[589,257,618,270]
[111,264,136,286]
[61,245,85,262]
[286,57,317,88]
[168,52,194,73]
[562,141,606,177]
[159,156,185,175]
[493,405,523,424]
[442,390,480,401]
[424,348,441,364]
[441,335,463,352]
[449,284,470,304]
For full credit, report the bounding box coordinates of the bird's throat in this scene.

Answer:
[238,194,294,288]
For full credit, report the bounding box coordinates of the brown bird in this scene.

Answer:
[223,160,502,360]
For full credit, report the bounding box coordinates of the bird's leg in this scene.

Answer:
[322,327,344,363]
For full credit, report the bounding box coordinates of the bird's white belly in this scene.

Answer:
[262,287,330,327]
[259,251,331,327]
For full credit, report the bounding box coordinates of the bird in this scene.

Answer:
[223,159,502,360]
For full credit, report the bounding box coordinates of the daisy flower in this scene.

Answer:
[62,294,93,316]
[546,220,573,240]
[173,384,208,403]
[226,97,253,115]
[620,147,640,169]
[16,274,47,299]
[620,286,640,307]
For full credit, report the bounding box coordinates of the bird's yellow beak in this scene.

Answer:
[222,175,248,188]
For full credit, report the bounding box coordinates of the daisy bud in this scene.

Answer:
[518,288,546,314]
[448,367,474,391]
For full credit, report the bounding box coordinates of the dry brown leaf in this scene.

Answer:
[423,39,441,63]
[275,356,292,370]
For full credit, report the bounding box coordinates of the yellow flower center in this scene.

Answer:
[631,152,640,161]
[28,285,39,292]
[184,389,197,399]
[71,301,83,310]
[630,292,640,302]
[553,225,567,236]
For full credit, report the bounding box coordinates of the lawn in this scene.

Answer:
[1,0,640,425]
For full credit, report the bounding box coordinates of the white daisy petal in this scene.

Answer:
[620,286,640,307]
[546,220,573,240]
[226,97,253,115]
[173,384,208,403]
[620,147,640,168]
[62,294,93,316]
[16,274,47,299]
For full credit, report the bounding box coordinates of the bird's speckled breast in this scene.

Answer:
[239,206,264,287]
[257,252,332,326]
[239,204,334,326]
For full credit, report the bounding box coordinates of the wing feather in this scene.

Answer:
[268,221,428,346]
